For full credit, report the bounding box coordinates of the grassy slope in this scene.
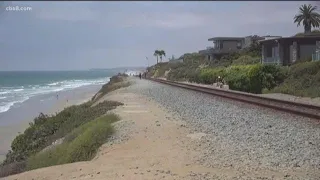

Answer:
[0,74,130,178]
[92,74,131,103]
[26,114,119,170]
[266,61,320,97]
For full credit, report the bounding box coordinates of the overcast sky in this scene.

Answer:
[0,1,316,71]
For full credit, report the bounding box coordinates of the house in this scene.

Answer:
[199,35,275,61]
[199,37,245,60]
[259,35,320,65]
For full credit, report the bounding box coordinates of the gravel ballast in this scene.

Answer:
[124,78,320,178]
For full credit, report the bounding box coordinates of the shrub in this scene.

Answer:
[92,75,131,102]
[187,70,201,83]
[224,64,286,94]
[198,68,225,84]
[232,55,260,65]
[267,61,320,97]
[224,65,254,92]
[167,64,192,81]
[261,64,288,90]
[0,161,26,178]
[2,101,123,166]
[26,114,119,170]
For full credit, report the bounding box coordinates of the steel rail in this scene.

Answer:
[147,78,320,120]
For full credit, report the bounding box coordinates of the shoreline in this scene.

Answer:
[0,85,101,163]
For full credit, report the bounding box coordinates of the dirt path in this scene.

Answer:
[4,87,306,180]
[4,89,209,180]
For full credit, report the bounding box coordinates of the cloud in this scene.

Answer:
[0,1,316,70]
[35,2,98,22]
[106,11,208,29]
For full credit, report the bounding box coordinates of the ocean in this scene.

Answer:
[0,70,116,114]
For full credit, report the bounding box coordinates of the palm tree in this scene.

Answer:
[159,50,166,62]
[294,4,320,33]
[153,50,160,64]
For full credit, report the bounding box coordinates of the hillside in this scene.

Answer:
[147,49,320,98]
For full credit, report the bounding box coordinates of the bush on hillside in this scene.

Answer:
[232,55,260,65]
[196,64,287,94]
[0,161,26,178]
[206,53,239,68]
[261,64,289,90]
[167,66,190,81]
[267,61,320,97]
[224,64,288,94]
[198,68,225,84]
[26,114,119,170]
[152,62,169,78]
[182,53,206,66]
[92,74,131,102]
[2,101,123,166]
[225,65,258,93]
[187,69,201,83]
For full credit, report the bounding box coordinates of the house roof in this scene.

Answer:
[208,37,244,41]
[259,35,320,43]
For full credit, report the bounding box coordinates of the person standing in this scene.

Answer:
[139,73,142,79]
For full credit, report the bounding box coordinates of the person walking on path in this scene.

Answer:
[139,73,142,79]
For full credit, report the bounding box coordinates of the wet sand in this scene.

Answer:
[0,85,102,163]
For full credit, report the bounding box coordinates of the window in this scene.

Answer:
[266,47,272,57]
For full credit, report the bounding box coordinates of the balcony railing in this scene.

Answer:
[312,52,320,61]
[263,57,281,65]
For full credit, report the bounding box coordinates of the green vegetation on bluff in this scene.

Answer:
[147,35,320,97]
[148,49,320,97]
[92,73,130,102]
[0,74,130,178]
[265,61,320,97]
[26,114,119,170]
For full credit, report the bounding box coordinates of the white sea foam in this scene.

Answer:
[0,91,9,95]
[0,97,29,113]
[0,77,110,114]
[13,89,24,92]
[48,82,60,86]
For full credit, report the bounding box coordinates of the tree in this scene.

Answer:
[294,4,320,33]
[159,50,166,62]
[153,50,160,64]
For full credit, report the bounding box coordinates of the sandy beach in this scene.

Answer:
[0,85,101,163]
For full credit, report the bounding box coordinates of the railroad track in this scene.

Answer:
[147,78,320,120]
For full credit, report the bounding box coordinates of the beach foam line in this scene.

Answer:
[0,91,9,95]
[0,101,16,113]
[13,89,24,92]
[0,77,110,114]
[0,97,30,114]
